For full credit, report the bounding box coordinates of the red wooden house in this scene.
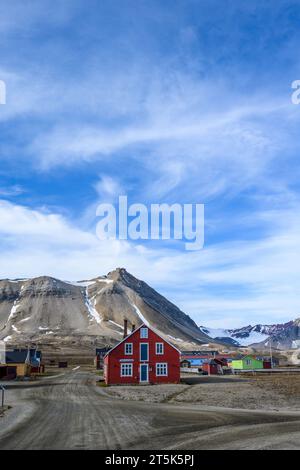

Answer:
[103,324,180,385]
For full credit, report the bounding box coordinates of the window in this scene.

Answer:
[156,342,164,355]
[156,363,168,376]
[121,363,133,377]
[246,359,252,365]
[140,343,149,361]
[124,343,133,355]
[140,327,148,339]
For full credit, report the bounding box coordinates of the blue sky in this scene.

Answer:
[1,0,300,328]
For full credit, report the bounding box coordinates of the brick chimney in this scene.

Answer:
[123,319,128,338]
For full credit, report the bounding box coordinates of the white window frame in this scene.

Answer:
[124,342,133,355]
[121,363,133,377]
[140,327,148,339]
[156,363,168,377]
[156,342,164,355]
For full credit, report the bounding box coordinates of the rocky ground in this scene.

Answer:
[104,374,300,410]
[1,370,300,450]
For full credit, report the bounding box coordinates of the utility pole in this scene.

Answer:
[269,339,273,369]
[0,385,5,408]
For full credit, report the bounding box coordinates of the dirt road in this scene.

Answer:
[0,370,300,450]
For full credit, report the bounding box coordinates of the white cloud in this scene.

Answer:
[94,175,123,198]
[1,199,300,328]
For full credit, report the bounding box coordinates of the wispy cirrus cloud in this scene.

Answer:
[0,185,25,197]
[1,0,300,329]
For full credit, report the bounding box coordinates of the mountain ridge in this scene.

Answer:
[200,319,300,350]
[1,268,299,352]
[0,268,213,351]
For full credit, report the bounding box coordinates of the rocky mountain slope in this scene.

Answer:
[200,320,300,350]
[0,268,212,351]
[261,319,300,349]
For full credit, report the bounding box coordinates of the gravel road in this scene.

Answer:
[0,370,300,450]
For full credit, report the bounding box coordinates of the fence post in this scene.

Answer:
[0,386,5,408]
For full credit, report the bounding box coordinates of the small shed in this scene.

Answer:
[180,359,190,368]
[202,360,220,375]
[262,360,272,369]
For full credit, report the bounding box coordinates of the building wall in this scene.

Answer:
[231,358,263,370]
[263,361,272,369]
[205,363,221,374]
[104,327,180,385]
[8,363,30,377]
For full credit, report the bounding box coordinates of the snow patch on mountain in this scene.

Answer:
[199,325,270,346]
[3,336,12,342]
[12,324,21,334]
[85,288,102,324]
[8,301,20,322]
[131,302,150,326]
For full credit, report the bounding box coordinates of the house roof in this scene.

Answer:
[6,349,41,365]
[104,323,181,358]
[6,350,28,363]
[181,354,233,361]
[181,355,214,360]
[181,350,219,355]
[96,347,111,356]
[232,355,262,361]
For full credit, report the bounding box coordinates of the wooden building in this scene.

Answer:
[104,324,180,385]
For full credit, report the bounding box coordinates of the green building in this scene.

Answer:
[231,355,263,370]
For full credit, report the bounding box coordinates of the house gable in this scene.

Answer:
[105,323,181,358]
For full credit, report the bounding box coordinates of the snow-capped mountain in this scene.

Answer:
[199,325,268,346]
[0,268,212,351]
[200,320,300,349]
[1,266,298,352]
